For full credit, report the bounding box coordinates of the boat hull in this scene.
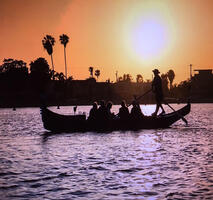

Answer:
[40,103,191,132]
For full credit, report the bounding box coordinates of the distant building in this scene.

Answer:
[66,78,113,104]
[191,69,213,100]
[194,69,212,78]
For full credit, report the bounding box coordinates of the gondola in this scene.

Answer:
[40,102,191,132]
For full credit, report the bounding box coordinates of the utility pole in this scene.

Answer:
[190,64,192,80]
[115,71,118,82]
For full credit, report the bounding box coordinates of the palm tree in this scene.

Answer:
[161,73,169,95]
[136,74,143,83]
[42,35,55,71]
[59,34,69,79]
[95,69,100,80]
[118,76,123,82]
[67,76,73,81]
[167,69,175,89]
[55,72,65,81]
[123,74,127,81]
[89,66,93,78]
[126,74,132,82]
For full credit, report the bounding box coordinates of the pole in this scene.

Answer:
[190,64,192,80]
[164,101,188,124]
[128,89,152,107]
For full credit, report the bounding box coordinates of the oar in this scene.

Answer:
[164,101,188,125]
[129,89,152,107]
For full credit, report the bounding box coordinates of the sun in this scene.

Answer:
[131,19,168,58]
[129,18,169,61]
[123,2,176,66]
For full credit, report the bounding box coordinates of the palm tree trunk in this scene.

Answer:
[51,54,54,71]
[64,47,67,79]
[50,54,55,80]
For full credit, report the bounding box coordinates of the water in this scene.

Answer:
[0,104,213,200]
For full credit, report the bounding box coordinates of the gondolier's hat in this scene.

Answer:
[152,69,160,74]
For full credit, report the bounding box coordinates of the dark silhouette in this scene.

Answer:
[130,100,144,119]
[41,102,191,132]
[106,101,115,119]
[89,66,94,78]
[42,35,55,71]
[73,106,77,115]
[167,69,175,89]
[30,58,50,80]
[161,73,169,96]
[152,69,165,116]
[97,100,108,121]
[136,74,143,83]
[95,69,100,80]
[54,72,65,81]
[0,59,28,90]
[59,34,69,79]
[118,100,129,120]
[122,74,132,82]
[88,102,98,121]
[118,76,123,82]
[0,53,212,108]
[30,57,51,93]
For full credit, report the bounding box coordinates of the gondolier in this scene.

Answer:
[152,68,166,116]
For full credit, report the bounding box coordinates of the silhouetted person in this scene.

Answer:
[97,100,108,121]
[152,69,165,116]
[73,106,77,115]
[118,100,129,120]
[88,102,98,121]
[106,101,115,119]
[130,100,144,119]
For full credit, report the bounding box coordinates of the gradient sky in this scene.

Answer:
[1,0,213,83]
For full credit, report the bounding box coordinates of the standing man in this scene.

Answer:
[152,69,166,116]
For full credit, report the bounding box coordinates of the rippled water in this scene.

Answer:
[0,104,213,200]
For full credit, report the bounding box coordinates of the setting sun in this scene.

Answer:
[123,2,176,67]
[130,19,168,60]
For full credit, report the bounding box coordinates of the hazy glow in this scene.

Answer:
[130,19,168,60]
[123,2,176,69]
[1,0,213,83]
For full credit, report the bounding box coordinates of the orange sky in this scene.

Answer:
[1,0,213,83]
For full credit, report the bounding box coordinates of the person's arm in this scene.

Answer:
[152,78,155,92]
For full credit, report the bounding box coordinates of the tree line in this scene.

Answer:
[0,33,192,107]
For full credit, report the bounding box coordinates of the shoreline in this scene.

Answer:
[1,99,213,109]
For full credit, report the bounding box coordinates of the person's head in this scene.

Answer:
[132,100,137,107]
[100,100,105,107]
[152,69,160,76]
[107,101,113,109]
[93,102,98,109]
[132,100,140,107]
[121,100,126,107]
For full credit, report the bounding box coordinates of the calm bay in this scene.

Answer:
[0,104,213,199]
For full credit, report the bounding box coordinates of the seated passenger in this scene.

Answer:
[130,100,144,120]
[106,101,115,119]
[97,100,108,121]
[118,100,129,120]
[88,102,98,121]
